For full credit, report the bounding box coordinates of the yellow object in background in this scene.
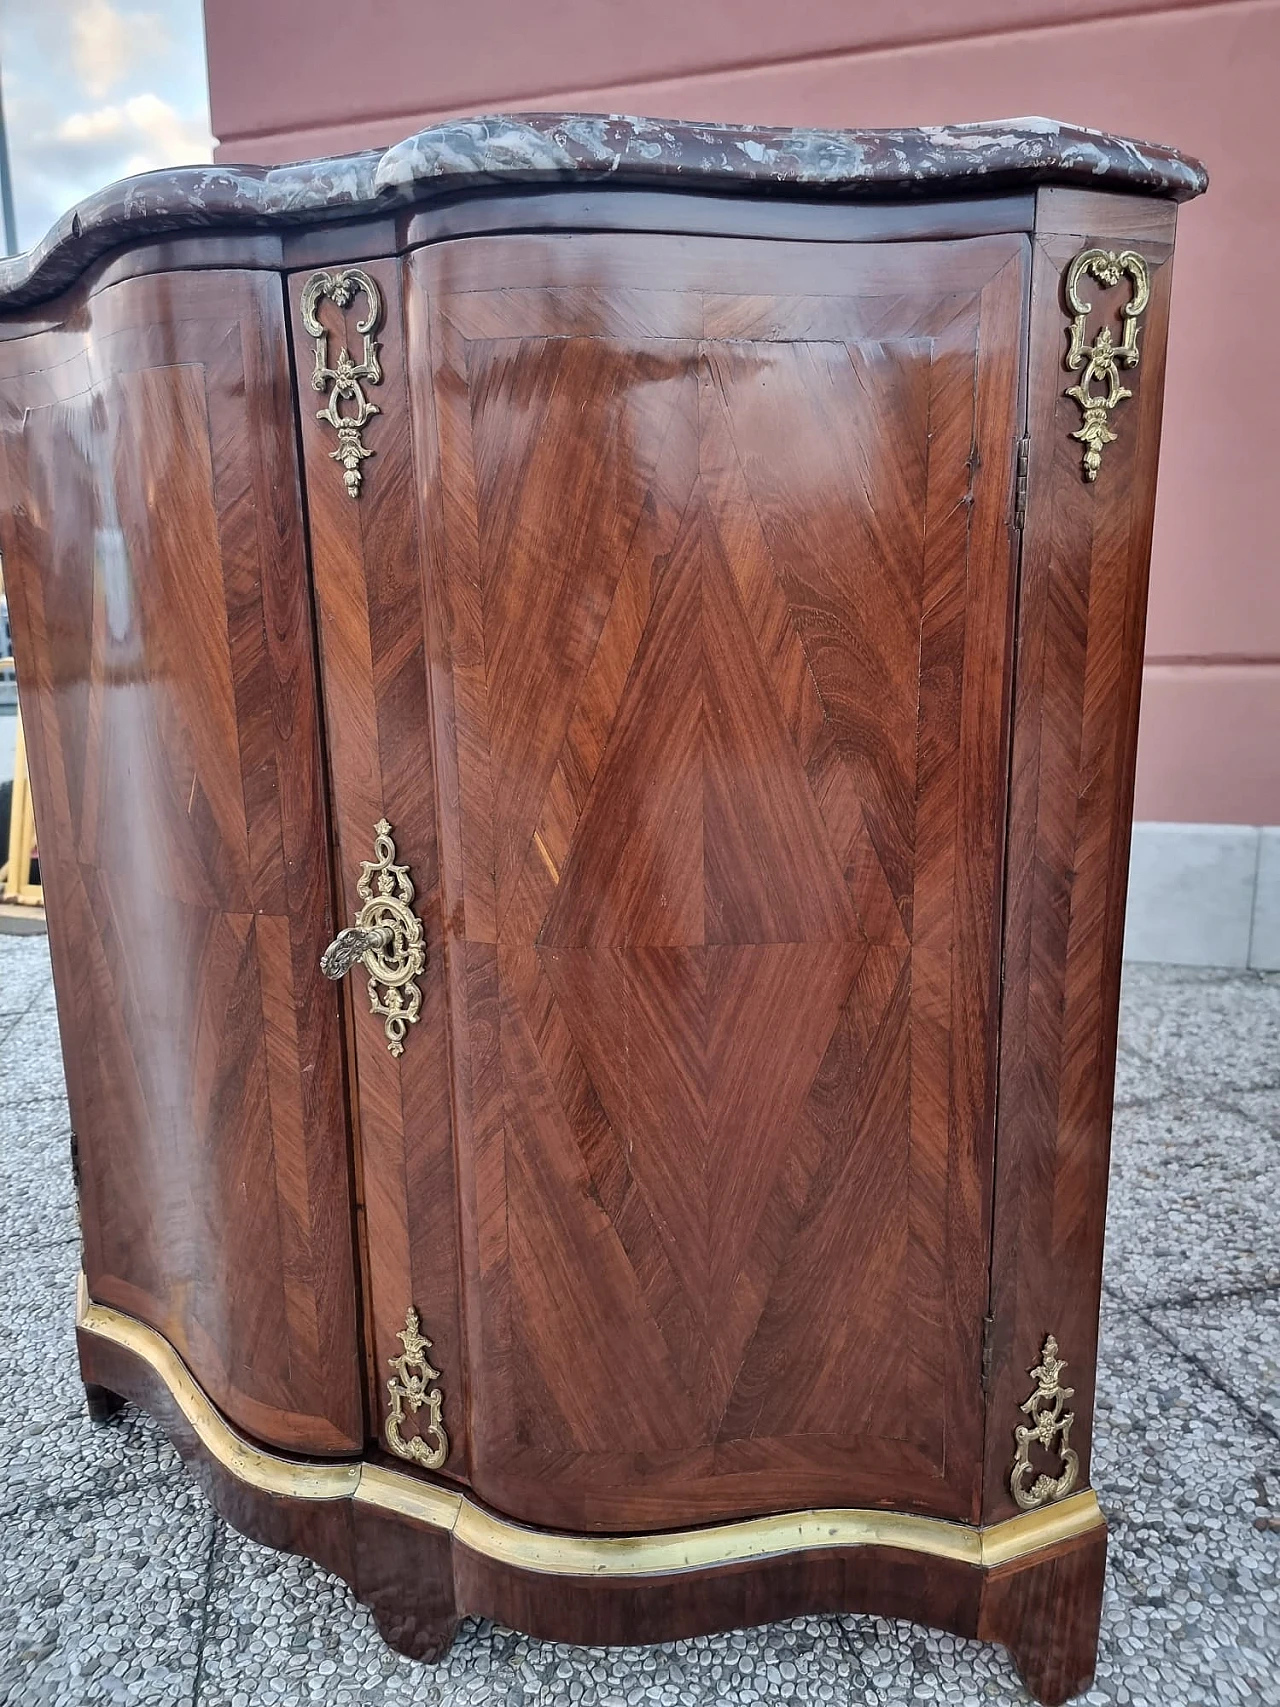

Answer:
[2,702,41,907]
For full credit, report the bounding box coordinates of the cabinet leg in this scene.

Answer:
[979,1525,1108,1706]
[354,1499,459,1663]
[368,1602,460,1663]
[83,1380,126,1424]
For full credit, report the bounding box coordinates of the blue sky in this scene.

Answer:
[0,0,213,253]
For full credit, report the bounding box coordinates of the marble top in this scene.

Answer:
[0,113,1207,312]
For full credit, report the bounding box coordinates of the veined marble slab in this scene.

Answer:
[0,113,1207,313]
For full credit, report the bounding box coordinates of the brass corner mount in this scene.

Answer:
[1010,1333,1081,1511]
[1063,247,1150,483]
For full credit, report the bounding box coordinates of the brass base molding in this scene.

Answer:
[76,1280,1104,1579]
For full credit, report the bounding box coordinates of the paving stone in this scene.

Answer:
[1147,1289,1280,1437]
[1105,1096,1280,1305]
[2,943,1279,1705]
[0,1096,78,1251]
[0,935,55,1018]
[1116,964,1280,1102]
[0,1004,70,1104]
[1226,1085,1280,1137]
[0,1240,89,1454]
[0,1150,211,1707]
[0,1486,211,1707]
[1086,1296,1280,1706]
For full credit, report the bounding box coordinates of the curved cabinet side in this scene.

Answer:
[0,267,363,1455]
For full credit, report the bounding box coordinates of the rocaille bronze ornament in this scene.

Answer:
[320,819,425,1056]
[385,1307,450,1470]
[1063,247,1150,481]
[1010,1334,1081,1511]
[300,266,383,496]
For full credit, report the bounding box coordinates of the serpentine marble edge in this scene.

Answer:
[0,112,1208,311]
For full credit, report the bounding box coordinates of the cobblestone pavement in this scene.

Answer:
[1,933,1277,1706]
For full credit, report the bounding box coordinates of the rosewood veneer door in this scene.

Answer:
[409,231,1027,1531]
[0,269,362,1454]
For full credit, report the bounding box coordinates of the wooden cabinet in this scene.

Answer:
[0,116,1206,1706]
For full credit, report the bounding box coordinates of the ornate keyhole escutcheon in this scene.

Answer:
[299,267,383,497]
[1010,1333,1081,1511]
[385,1307,450,1470]
[320,819,425,1056]
[1063,246,1150,482]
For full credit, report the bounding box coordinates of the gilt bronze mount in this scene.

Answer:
[321,819,425,1056]
[299,266,383,497]
[1010,1334,1081,1512]
[385,1307,450,1470]
[1063,247,1150,482]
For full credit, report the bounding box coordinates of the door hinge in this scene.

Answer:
[981,1315,996,1391]
[1013,435,1031,533]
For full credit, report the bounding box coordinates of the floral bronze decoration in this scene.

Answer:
[1063,246,1150,482]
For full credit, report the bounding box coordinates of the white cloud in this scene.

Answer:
[0,0,212,249]
[57,92,210,173]
[71,0,156,100]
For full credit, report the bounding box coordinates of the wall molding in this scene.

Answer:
[1125,822,1280,969]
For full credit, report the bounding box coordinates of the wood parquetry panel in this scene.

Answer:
[982,190,1179,1523]
[0,269,362,1454]
[405,232,1028,1529]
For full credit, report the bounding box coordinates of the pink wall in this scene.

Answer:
[205,0,1280,824]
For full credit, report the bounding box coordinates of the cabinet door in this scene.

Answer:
[0,269,362,1455]
[376,230,1027,1530]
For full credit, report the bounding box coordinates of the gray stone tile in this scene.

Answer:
[1110,1040,1168,1111]
[0,1443,213,1707]
[0,1166,212,1706]
[1226,1085,1280,1135]
[1123,823,1259,970]
[0,1222,91,1451]
[1105,1096,1280,1306]
[0,1087,72,1153]
[1148,1289,1280,1437]
[0,934,53,1018]
[1251,828,1280,974]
